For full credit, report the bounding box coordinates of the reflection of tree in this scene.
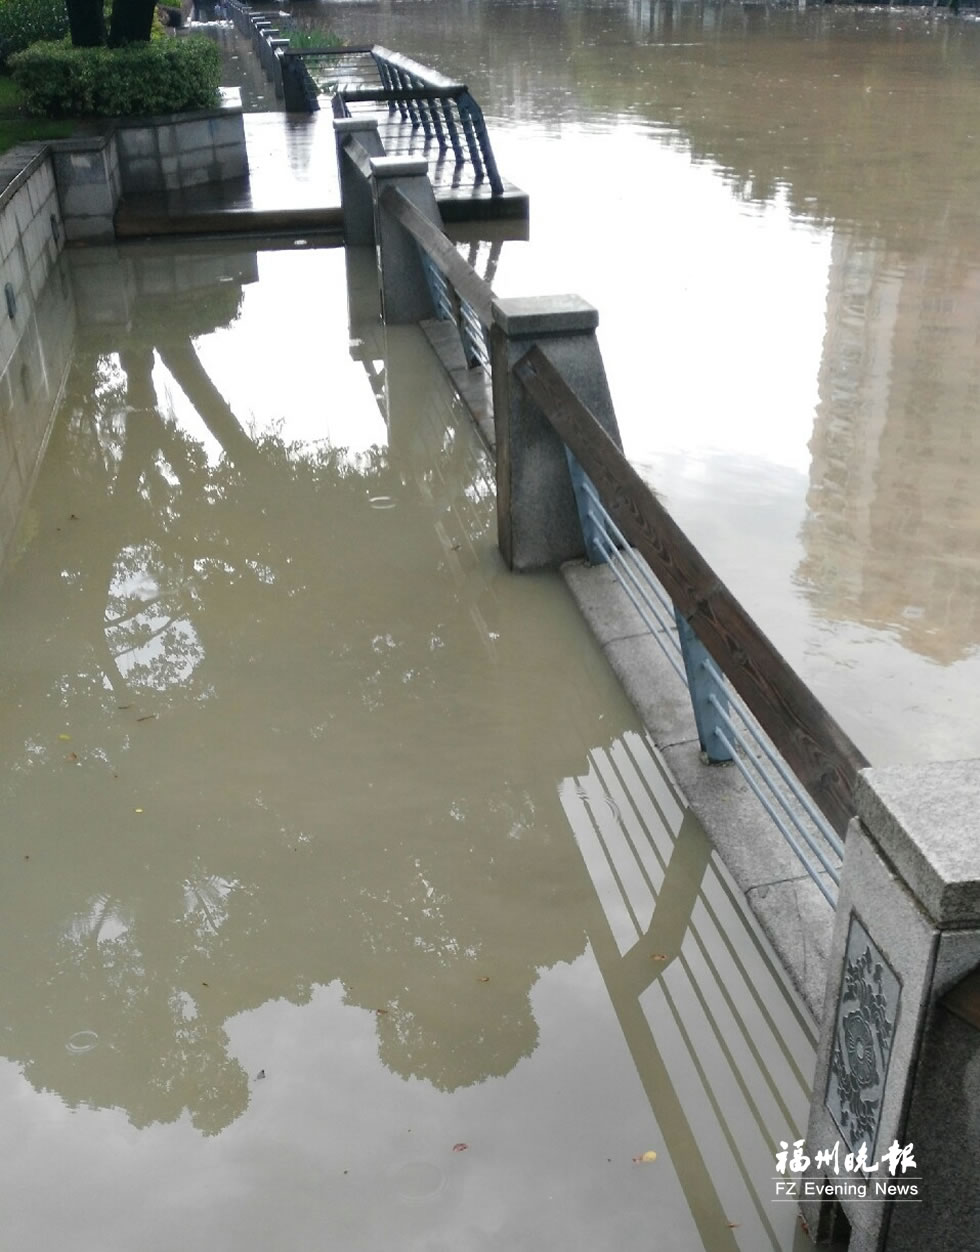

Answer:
[0,255,606,1135]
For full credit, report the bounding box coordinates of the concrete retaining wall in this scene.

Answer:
[0,146,73,581]
[52,91,247,243]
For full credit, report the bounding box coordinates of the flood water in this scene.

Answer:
[296,0,980,767]
[0,243,814,1250]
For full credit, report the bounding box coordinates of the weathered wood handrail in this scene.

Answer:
[380,184,494,327]
[512,344,869,836]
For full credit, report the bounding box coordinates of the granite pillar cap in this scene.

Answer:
[333,118,380,135]
[369,156,429,180]
[855,760,980,926]
[491,294,598,336]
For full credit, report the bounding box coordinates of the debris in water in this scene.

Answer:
[649,953,668,961]
[452,1143,468,1153]
[137,715,156,723]
[255,1069,266,1080]
[632,1151,658,1164]
[477,976,490,983]
[375,1008,388,1015]
[58,734,71,741]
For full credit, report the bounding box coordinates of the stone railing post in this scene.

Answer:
[369,156,439,324]
[489,295,622,572]
[799,760,980,1250]
[332,119,384,246]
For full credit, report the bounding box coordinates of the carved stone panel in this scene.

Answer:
[825,913,901,1156]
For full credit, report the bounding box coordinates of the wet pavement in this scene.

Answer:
[0,241,815,1251]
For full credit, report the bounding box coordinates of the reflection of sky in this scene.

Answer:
[487,123,831,479]
[159,249,388,466]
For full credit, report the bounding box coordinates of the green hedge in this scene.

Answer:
[9,37,221,117]
[0,0,68,68]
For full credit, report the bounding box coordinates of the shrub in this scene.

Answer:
[0,0,68,68]
[9,36,220,117]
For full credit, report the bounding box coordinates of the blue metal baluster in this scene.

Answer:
[454,96,485,180]
[440,96,465,163]
[376,58,401,116]
[674,609,733,764]
[563,450,607,567]
[457,91,503,195]
[393,67,421,129]
[409,74,432,140]
[426,87,447,150]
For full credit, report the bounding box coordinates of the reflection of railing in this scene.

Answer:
[561,731,815,1251]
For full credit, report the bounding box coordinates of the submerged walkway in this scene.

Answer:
[115,31,528,240]
[0,238,814,1251]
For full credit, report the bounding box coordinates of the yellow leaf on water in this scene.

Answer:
[58,734,71,741]
[632,1151,658,1164]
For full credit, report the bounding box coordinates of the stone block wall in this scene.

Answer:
[51,93,247,243]
[50,134,121,244]
[116,105,248,194]
[0,147,73,581]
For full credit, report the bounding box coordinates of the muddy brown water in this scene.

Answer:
[0,242,813,1250]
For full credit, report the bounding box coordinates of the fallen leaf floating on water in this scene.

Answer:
[136,715,156,723]
[727,1223,740,1229]
[255,1069,266,1081]
[632,1151,658,1164]
[477,976,490,983]
[66,752,78,762]
[452,1143,468,1153]
[649,953,668,962]
[58,734,71,741]
[375,1007,388,1015]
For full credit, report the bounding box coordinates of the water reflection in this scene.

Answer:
[0,242,812,1249]
[0,244,610,1134]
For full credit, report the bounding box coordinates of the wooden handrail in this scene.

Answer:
[380,185,494,328]
[513,345,868,837]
